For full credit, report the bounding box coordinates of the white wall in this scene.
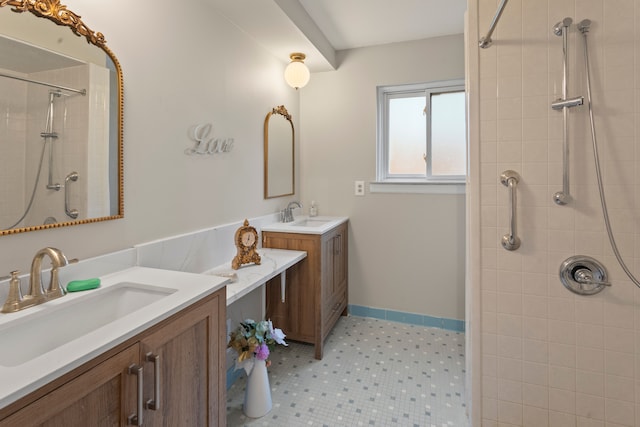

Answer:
[469,0,640,425]
[0,3,465,328]
[299,35,466,320]
[0,0,299,274]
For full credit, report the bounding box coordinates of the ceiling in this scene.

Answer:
[0,35,82,74]
[209,0,467,72]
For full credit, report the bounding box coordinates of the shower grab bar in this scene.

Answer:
[64,172,79,219]
[500,170,521,251]
[479,0,510,48]
[0,71,86,95]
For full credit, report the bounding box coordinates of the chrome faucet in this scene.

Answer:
[1,247,76,313]
[282,201,302,223]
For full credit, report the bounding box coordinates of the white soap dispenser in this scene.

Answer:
[309,200,318,217]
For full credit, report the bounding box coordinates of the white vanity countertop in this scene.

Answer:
[261,216,348,235]
[204,248,307,305]
[0,266,228,409]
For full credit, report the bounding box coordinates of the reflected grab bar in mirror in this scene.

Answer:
[65,172,79,219]
[500,170,521,251]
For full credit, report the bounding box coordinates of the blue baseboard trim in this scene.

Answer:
[348,304,465,332]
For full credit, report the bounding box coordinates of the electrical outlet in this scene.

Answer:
[355,180,365,196]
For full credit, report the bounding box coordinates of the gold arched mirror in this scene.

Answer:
[0,0,123,235]
[264,105,294,199]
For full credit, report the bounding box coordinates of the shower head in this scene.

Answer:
[48,89,72,98]
[578,19,591,34]
[553,17,573,36]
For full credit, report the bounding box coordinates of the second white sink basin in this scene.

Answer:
[291,218,331,227]
[0,282,176,367]
[261,216,348,235]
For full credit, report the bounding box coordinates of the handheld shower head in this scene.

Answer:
[578,19,591,34]
[553,17,573,36]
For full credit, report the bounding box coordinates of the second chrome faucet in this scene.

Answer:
[282,201,302,223]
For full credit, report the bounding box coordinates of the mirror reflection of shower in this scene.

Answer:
[4,89,80,229]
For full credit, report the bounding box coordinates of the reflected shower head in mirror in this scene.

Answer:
[49,89,74,98]
[577,19,591,34]
[553,17,573,36]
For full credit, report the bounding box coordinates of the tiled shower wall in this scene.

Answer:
[474,0,640,425]
[0,77,27,228]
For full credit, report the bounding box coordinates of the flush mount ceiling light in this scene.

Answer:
[284,52,310,90]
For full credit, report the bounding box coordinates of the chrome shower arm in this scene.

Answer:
[479,0,509,48]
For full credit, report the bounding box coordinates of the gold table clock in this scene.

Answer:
[232,219,261,270]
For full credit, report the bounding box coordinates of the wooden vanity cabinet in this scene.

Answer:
[0,288,226,427]
[0,343,140,426]
[264,222,348,360]
[140,291,226,426]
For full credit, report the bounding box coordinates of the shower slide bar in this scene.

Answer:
[552,18,583,205]
[479,0,510,48]
[500,170,521,251]
[0,71,86,95]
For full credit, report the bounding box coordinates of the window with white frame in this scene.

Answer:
[376,80,466,186]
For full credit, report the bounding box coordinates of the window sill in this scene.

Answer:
[369,181,466,195]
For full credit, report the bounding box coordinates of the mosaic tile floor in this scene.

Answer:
[226,315,467,426]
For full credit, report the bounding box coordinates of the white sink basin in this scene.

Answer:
[261,216,348,235]
[0,282,176,367]
[291,218,331,227]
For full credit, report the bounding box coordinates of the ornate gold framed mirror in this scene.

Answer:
[264,105,294,199]
[0,0,123,235]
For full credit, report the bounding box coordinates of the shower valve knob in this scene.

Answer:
[573,268,611,287]
[559,255,610,295]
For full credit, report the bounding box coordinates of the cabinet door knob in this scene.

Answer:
[145,352,161,411]
[127,364,144,426]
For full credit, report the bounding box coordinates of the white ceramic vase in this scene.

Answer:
[243,358,272,418]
